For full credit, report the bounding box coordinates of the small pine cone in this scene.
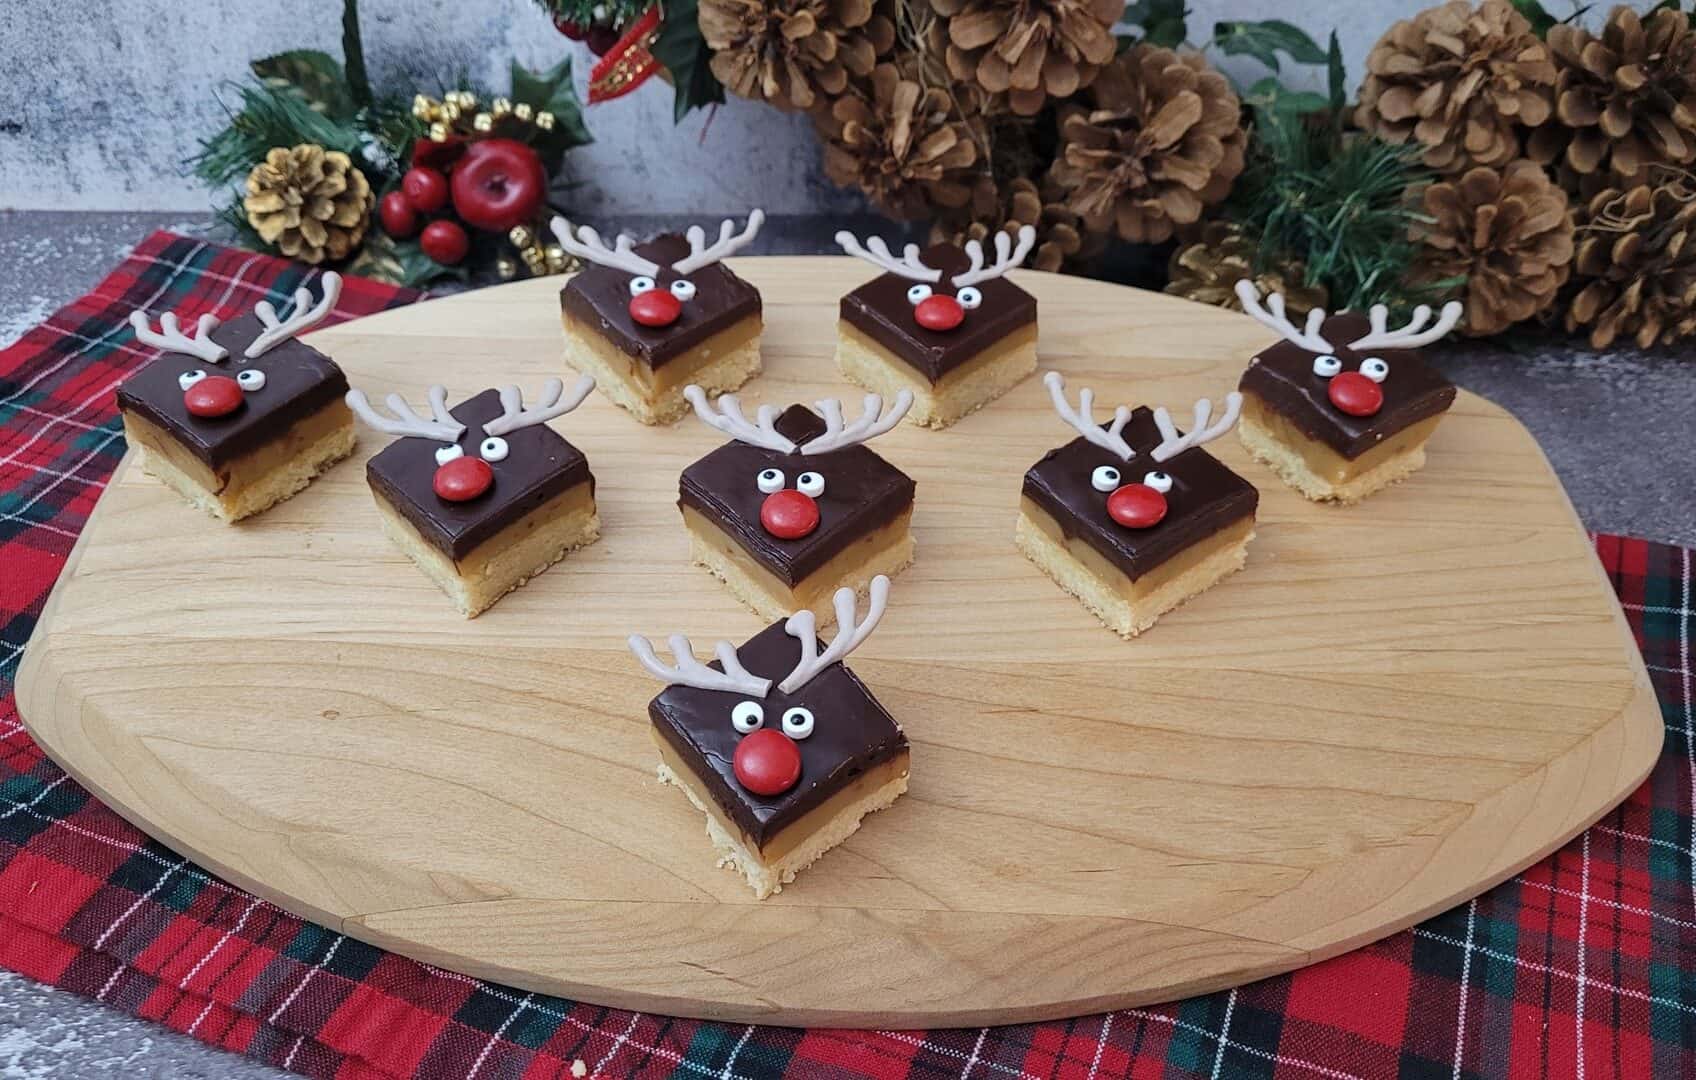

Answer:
[702,0,895,111]
[1411,160,1575,336]
[1356,0,1556,175]
[243,144,373,264]
[1527,5,1696,191]
[928,176,1099,272]
[819,62,980,217]
[930,0,1122,117]
[1164,221,1328,316]
[1565,175,1696,350]
[1049,44,1246,244]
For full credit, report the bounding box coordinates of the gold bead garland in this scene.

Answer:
[410,90,557,143]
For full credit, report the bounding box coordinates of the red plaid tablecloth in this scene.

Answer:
[1,231,1691,1079]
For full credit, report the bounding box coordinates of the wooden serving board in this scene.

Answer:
[18,260,1662,1027]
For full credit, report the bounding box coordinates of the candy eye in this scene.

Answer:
[235,368,266,391]
[731,700,764,734]
[1091,465,1121,492]
[435,443,465,466]
[797,471,825,497]
[178,369,208,390]
[479,436,509,462]
[669,279,697,301]
[1359,357,1390,382]
[956,286,983,309]
[629,276,656,296]
[1143,470,1173,493]
[1312,354,1343,377]
[756,467,785,494]
[906,283,933,305]
[781,706,815,739]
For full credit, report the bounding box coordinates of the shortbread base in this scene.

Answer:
[1015,504,1254,638]
[560,310,762,425]
[1237,393,1445,505]
[836,321,1037,429]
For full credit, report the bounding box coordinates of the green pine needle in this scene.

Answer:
[192,82,367,186]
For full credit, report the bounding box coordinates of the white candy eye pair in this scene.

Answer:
[628,276,697,301]
[904,284,982,309]
[435,436,509,466]
[756,468,825,496]
[1090,465,1171,493]
[1312,354,1389,382]
[731,700,814,739]
[178,368,265,391]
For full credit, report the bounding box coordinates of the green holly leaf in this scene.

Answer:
[652,0,725,121]
[347,229,466,288]
[1509,0,1558,35]
[1243,76,1329,123]
[251,50,356,121]
[1212,20,1326,72]
[1122,0,1189,47]
[510,56,594,171]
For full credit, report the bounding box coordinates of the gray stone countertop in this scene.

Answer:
[0,208,1690,1077]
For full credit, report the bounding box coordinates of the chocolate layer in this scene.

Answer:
[649,618,906,850]
[678,404,915,587]
[1238,312,1457,460]
[558,233,762,370]
[366,388,594,562]
[1022,407,1258,582]
[116,313,348,471]
[839,243,1037,382]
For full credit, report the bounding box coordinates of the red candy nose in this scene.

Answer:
[433,456,494,502]
[1328,371,1384,417]
[760,489,819,539]
[733,727,802,796]
[629,289,682,327]
[914,294,964,332]
[183,375,244,418]
[1107,484,1167,529]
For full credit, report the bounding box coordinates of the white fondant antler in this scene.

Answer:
[801,391,913,455]
[683,385,798,453]
[1043,372,1135,462]
[951,225,1037,288]
[245,272,341,359]
[128,311,228,364]
[833,232,942,283]
[548,217,663,277]
[627,633,772,697]
[1347,301,1464,351]
[1233,280,1333,354]
[778,576,890,694]
[344,384,465,442]
[1150,393,1243,463]
[481,375,595,438]
[671,210,765,276]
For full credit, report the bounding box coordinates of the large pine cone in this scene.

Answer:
[702,0,894,111]
[1411,160,1574,336]
[929,176,1098,272]
[1355,0,1556,174]
[1164,221,1328,316]
[1527,5,1696,192]
[930,0,1121,117]
[819,62,980,217]
[1566,176,1696,350]
[243,145,372,265]
[1048,45,1246,245]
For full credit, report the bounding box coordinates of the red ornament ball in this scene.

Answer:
[1106,484,1167,529]
[183,375,244,418]
[449,138,548,233]
[433,455,493,502]
[628,288,682,327]
[587,24,621,55]
[1327,371,1384,417]
[379,191,419,239]
[733,728,802,796]
[760,489,820,539]
[401,167,450,213]
[914,293,964,332]
[420,219,470,265]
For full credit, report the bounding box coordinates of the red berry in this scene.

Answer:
[1106,484,1167,529]
[914,294,964,332]
[587,24,620,55]
[760,489,820,539]
[379,191,419,239]
[433,456,493,501]
[733,728,802,796]
[628,288,682,327]
[183,375,244,418]
[1327,371,1384,417]
[420,220,470,265]
[402,167,450,213]
[554,14,587,38]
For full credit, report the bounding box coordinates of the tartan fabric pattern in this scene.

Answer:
[0,232,1690,1080]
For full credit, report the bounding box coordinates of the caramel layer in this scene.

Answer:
[1241,392,1444,485]
[837,321,1037,428]
[561,310,761,424]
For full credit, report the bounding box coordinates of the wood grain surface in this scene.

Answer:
[17,259,1663,1027]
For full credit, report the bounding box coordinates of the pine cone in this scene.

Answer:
[930,0,1121,117]
[1411,159,1574,336]
[1049,45,1246,244]
[819,62,980,216]
[1356,0,1556,174]
[1565,174,1696,349]
[1527,6,1696,192]
[243,145,372,265]
[929,176,1099,272]
[1164,222,1328,316]
[702,0,894,111]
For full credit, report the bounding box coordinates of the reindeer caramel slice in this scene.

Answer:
[629,576,908,898]
[1234,282,1461,504]
[1018,373,1257,638]
[835,227,1039,428]
[116,273,354,522]
[348,377,599,617]
[553,212,764,425]
[680,385,915,627]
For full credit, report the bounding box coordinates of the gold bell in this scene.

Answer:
[494,254,520,280]
[472,112,493,133]
[442,102,462,123]
[535,111,556,132]
[513,103,534,122]
[428,121,449,142]
[509,225,536,249]
[491,97,513,116]
[543,244,569,273]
